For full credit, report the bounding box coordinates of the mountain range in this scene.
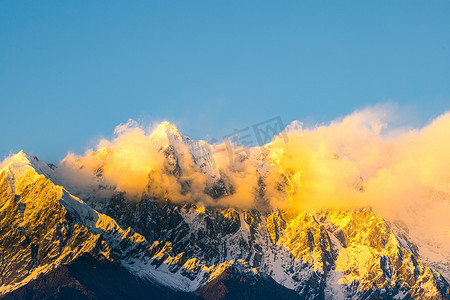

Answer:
[1,122,449,299]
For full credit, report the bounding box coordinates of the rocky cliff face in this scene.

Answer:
[0,152,155,295]
[81,191,449,299]
[1,125,449,299]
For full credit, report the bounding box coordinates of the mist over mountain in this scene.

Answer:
[40,107,450,258]
[1,107,450,299]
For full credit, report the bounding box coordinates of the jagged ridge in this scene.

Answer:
[1,124,450,299]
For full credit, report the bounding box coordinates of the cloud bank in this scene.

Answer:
[57,106,450,253]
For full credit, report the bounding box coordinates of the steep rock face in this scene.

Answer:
[81,190,450,299]
[320,209,450,299]
[277,211,334,272]
[84,194,326,298]
[0,153,152,295]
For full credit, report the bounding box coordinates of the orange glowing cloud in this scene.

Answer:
[58,107,450,255]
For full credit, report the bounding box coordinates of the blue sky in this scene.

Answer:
[1,1,449,162]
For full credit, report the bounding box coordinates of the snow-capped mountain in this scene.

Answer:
[1,123,449,299]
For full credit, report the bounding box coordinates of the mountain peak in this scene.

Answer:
[150,121,185,145]
[1,150,37,170]
[1,150,56,183]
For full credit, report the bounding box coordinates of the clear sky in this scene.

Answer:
[1,1,449,162]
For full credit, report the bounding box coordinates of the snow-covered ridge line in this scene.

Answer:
[1,119,450,299]
[0,154,277,296]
